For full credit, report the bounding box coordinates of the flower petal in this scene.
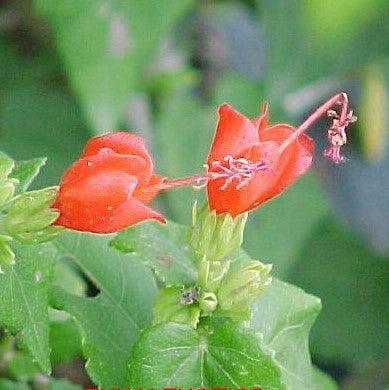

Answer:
[207,103,259,165]
[81,131,153,172]
[207,141,279,215]
[60,148,151,190]
[257,124,313,204]
[134,174,164,204]
[251,102,269,132]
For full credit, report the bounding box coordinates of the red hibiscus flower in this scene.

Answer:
[53,132,165,233]
[206,103,314,216]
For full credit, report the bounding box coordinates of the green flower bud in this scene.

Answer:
[0,181,16,207]
[217,260,272,320]
[0,235,15,273]
[198,256,230,292]
[199,291,217,316]
[153,286,200,328]
[191,203,247,261]
[4,187,60,243]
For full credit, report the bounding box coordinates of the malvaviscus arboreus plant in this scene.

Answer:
[0,93,355,389]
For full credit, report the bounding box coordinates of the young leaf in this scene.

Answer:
[111,221,197,285]
[0,242,57,373]
[128,322,283,388]
[11,158,47,194]
[52,231,158,389]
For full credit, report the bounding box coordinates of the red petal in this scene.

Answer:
[135,175,164,204]
[60,148,151,190]
[257,124,313,204]
[251,102,269,132]
[207,141,279,215]
[207,104,259,165]
[81,131,153,172]
[54,169,165,233]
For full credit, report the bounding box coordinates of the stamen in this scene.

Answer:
[208,155,269,190]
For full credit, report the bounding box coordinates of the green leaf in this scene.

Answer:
[111,221,197,285]
[288,216,389,364]
[35,0,194,131]
[312,368,338,390]
[52,231,158,389]
[11,158,47,194]
[0,242,57,373]
[0,380,29,390]
[251,278,322,389]
[48,378,82,390]
[128,321,283,388]
[49,318,82,365]
[7,351,40,382]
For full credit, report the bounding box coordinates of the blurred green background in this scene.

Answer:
[0,0,388,388]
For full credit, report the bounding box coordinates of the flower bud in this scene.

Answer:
[4,187,60,243]
[153,287,200,328]
[198,256,230,292]
[217,260,272,320]
[191,203,247,261]
[199,291,218,316]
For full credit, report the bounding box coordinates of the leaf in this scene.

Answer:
[48,378,82,390]
[312,368,338,390]
[0,380,29,390]
[11,158,47,194]
[52,231,158,389]
[128,322,283,388]
[35,0,195,131]
[111,221,198,285]
[7,351,40,382]
[288,216,389,364]
[0,242,57,373]
[251,278,322,389]
[49,317,82,365]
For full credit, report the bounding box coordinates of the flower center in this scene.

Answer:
[205,155,269,190]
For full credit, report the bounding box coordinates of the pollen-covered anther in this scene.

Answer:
[208,155,269,191]
[324,108,357,164]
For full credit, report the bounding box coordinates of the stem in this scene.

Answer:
[278,92,349,154]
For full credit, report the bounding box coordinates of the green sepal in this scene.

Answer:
[198,256,230,292]
[0,235,15,273]
[0,155,18,207]
[217,260,272,320]
[153,287,200,329]
[191,202,247,261]
[4,187,61,243]
[6,187,57,216]
[0,154,15,182]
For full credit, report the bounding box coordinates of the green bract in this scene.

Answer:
[4,187,60,244]
[191,202,248,261]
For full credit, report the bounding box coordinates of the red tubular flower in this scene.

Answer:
[53,132,165,233]
[206,103,314,216]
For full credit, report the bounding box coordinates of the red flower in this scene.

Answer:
[53,132,165,233]
[206,103,313,216]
